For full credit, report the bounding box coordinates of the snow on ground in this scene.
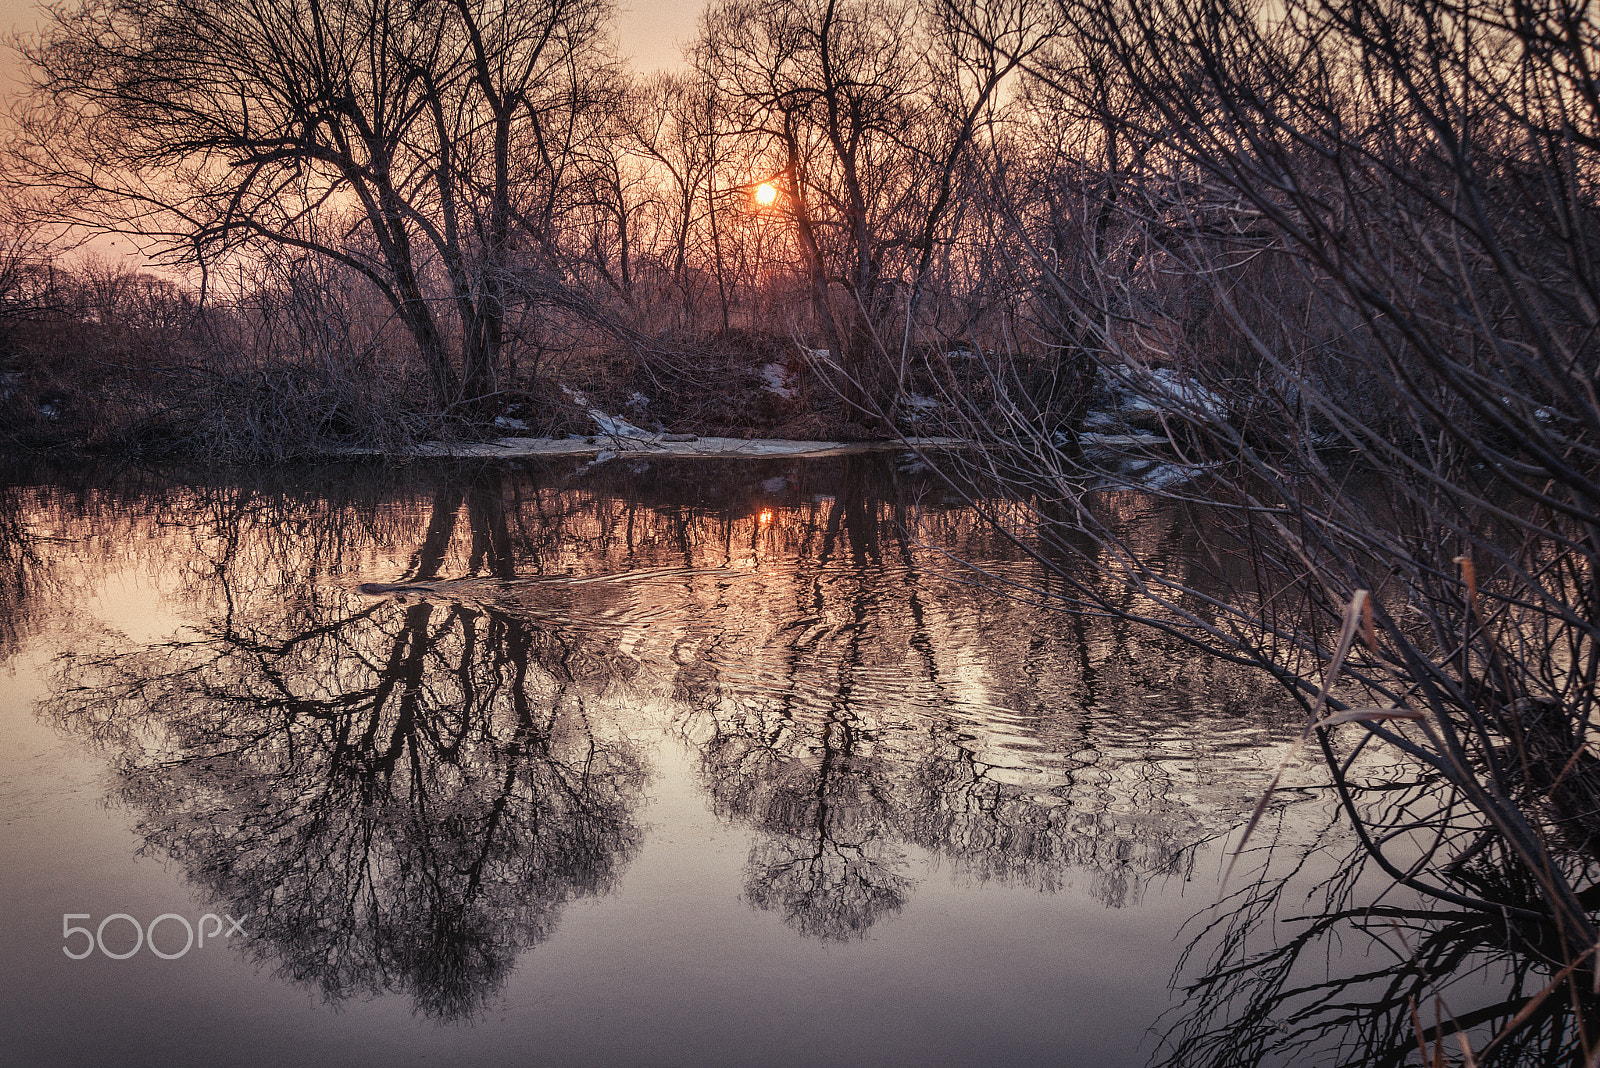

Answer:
[760,363,796,399]
[588,410,652,438]
[1108,366,1229,419]
[322,435,965,461]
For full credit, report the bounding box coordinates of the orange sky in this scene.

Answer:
[0,0,41,103]
[615,0,701,72]
[0,0,698,266]
[0,0,697,108]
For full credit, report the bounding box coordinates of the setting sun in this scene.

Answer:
[753,182,778,206]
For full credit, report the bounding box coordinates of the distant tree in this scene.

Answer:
[616,71,730,330]
[694,0,1058,424]
[0,205,63,348]
[8,0,613,409]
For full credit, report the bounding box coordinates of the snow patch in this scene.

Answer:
[1112,366,1228,418]
[1107,364,1228,418]
[589,410,651,439]
[761,363,796,400]
[1151,368,1227,417]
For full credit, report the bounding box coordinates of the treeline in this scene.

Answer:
[0,0,1144,456]
[3,0,1587,466]
[0,0,1035,456]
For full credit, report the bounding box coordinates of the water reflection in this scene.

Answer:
[1153,810,1600,1067]
[702,708,913,940]
[12,456,1300,1019]
[39,478,646,1018]
[0,478,39,658]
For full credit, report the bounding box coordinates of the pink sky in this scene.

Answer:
[0,0,698,264]
[0,0,697,108]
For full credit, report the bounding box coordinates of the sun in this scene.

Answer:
[754,182,778,206]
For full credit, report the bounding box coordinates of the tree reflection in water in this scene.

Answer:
[674,457,1241,935]
[0,476,41,659]
[39,476,646,1020]
[709,714,912,940]
[19,457,1312,1020]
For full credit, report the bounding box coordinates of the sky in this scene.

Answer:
[0,0,40,102]
[614,0,702,72]
[0,0,700,264]
[0,0,699,107]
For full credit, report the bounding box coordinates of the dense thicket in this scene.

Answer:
[927,2,1600,1063]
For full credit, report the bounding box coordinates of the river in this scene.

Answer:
[0,453,1452,1067]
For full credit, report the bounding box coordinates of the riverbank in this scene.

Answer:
[321,433,967,461]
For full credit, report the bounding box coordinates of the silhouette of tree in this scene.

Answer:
[11,0,613,406]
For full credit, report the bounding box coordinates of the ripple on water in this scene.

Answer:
[350,556,1303,823]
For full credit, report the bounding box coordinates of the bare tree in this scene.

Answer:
[905,0,1600,1048]
[614,72,732,330]
[8,0,612,409]
[694,0,1057,426]
[0,205,61,342]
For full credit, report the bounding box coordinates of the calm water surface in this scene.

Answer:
[0,455,1343,1067]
